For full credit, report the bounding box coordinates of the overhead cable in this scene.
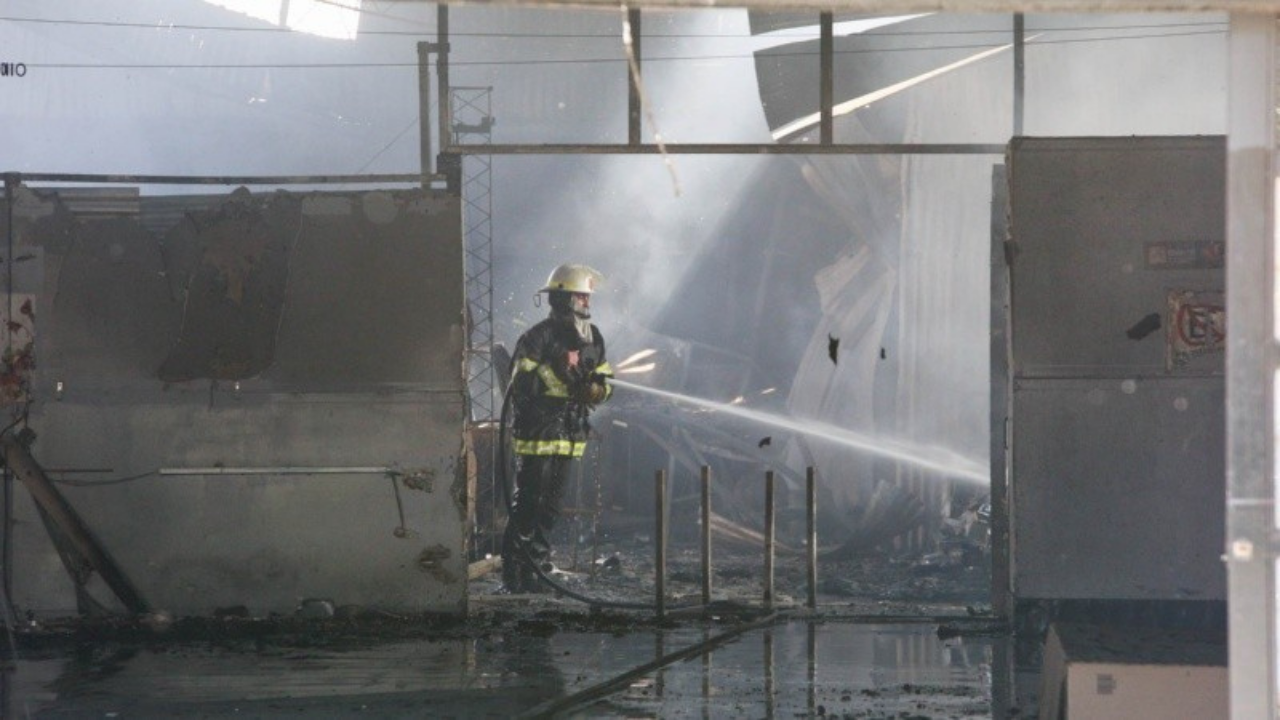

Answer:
[25,29,1226,72]
[0,14,1226,39]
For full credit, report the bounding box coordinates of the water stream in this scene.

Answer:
[608,378,988,484]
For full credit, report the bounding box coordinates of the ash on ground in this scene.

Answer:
[472,524,991,619]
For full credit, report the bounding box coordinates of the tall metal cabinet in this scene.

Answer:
[998,136,1226,612]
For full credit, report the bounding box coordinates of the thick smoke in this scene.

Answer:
[2,3,1228,539]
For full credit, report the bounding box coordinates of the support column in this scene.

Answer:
[1226,14,1276,720]
[1012,14,1024,137]
[820,12,833,145]
[627,7,642,146]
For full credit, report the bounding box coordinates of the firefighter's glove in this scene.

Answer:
[573,380,608,406]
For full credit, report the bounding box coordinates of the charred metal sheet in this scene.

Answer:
[158,189,296,382]
[265,192,461,387]
[33,193,180,383]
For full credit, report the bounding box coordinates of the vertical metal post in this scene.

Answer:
[701,464,712,605]
[1012,14,1024,136]
[701,628,712,703]
[655,469,667,620]
[453,86,497,422]
[592,448,602,580]
[763,469,775,609]
[452,85,498,547]
[990,634,1015,717]
[806,621,817,716]
[806,466,817,609]
[570,462,583,571]
[416,42,433,182]
[819,12,833,145]
[1,175,12,612]
[627,7,642,146]
[990,164,1013,619]
[1226,15,1276,720]
[763,627,775,717]
[655,631,666,698]
[436,5,452,154]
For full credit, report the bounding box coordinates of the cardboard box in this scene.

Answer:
[1039,622,1227,720]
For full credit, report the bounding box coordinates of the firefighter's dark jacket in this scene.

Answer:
[509,317,614,457]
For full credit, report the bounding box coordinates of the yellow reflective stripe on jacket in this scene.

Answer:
[595,361,614,400]
[513,438,588,457]
[536,364,570,398]
[514,357,571,398]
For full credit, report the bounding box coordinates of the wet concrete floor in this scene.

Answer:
[2,614,1005,718]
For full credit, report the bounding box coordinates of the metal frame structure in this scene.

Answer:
[435,0,1278,8]
[420,8,1279,716]
[444,143,1006,155]
[415,7,1025,439]
[432,7,1023,159]
[418,8,1023,581]
[452,87,497,422]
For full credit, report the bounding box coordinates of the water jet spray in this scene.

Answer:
[607,378,988,485]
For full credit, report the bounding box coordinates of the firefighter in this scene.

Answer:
[500,263,613,593]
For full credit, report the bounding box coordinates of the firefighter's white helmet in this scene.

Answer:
[540,263,602,294]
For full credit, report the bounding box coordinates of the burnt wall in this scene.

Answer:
[1,185,468,617]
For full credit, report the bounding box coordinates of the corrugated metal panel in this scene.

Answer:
[32,187,140,220]
[139,194,226,238]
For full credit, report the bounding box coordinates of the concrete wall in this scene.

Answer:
[1,185,468,617]
[1006,136,1226,602]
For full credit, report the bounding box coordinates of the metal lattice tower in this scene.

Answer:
[452,87,496,422]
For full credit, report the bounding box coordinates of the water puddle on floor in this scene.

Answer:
[582,620,998,718]
[3,620,1003,718]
